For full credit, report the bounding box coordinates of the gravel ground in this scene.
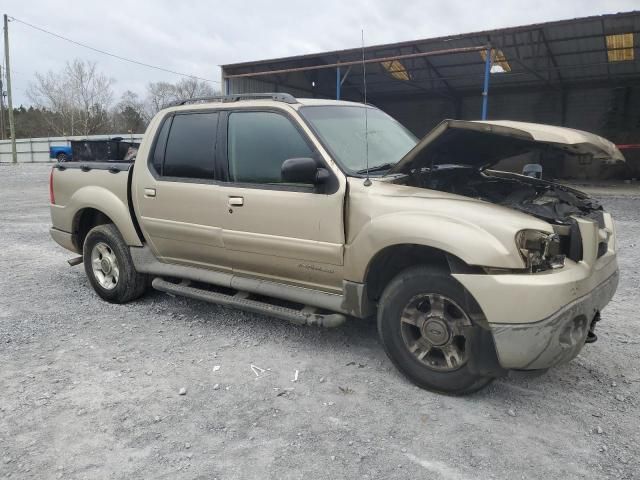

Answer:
[1,163,639,480]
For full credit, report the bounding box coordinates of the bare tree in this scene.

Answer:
[145,81,178,118]
[145,78,218,117]
[173,77,217,100]
[66,60,114,135]
[27,59,114,136]
[112,91,148,133]
[27,71,74,135]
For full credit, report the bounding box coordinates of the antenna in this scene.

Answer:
[362,29,371,187]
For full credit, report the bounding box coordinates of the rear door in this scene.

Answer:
[219,109,346,292]
[134,110,231,271]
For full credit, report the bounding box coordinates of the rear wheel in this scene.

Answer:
[377,266,494,395]
[56,152,68,162]
[83,224,148,303]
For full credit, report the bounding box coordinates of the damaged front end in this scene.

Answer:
[397,166,608,269]
[386,119,623,271]
[382,120,622,371]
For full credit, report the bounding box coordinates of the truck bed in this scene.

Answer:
[49,161,142,254]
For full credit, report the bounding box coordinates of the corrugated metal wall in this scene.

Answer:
[375,87,640,178]
[375,87,640,138]
[228,77,311,98]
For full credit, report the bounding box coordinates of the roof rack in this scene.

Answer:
[170,92,298,107]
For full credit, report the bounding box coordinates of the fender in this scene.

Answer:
[344,211,527,282]
[54,185,142,248]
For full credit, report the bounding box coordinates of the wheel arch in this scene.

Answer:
[364,244,483,302]
[72,208,115,251]
[66,185,143,251]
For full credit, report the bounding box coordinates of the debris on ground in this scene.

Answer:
[250,364,266,377]
[178,387,187,395]
[276,387,295,398]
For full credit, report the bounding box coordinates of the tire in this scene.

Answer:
[83,224,148,303]
[56,152,68,162]
[377,266,494,395]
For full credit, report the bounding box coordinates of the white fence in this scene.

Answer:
[0,134,145,163]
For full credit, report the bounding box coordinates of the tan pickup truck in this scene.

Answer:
[49,93,620,394]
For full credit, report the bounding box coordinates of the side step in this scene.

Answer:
[152,277,346,328]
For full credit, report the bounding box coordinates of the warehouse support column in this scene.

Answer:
[481,45,492,120]
[336,66,341,100]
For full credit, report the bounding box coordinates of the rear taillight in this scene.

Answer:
[49,168,55,204]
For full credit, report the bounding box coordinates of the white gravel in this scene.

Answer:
[1,163,639,479]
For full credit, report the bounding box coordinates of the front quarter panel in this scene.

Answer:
[344,179,553,282]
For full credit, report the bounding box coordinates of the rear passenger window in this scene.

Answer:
[162,112,219,180]
[151,116,171,174]
[227,111,313,184]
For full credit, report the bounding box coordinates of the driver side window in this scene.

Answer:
[227,111,313,184]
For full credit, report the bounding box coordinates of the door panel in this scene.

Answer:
[221,110,346,291]
[138,181,230,269]
[223,187,345,291]
[135,111,231,270]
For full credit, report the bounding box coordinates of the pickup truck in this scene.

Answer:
[50,145,72,162]
[49,93,620,395]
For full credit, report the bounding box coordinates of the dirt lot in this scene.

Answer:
[1,164,639,480]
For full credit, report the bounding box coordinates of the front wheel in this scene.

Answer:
[377,266,494,395]
[56,152,68,162]
[83,224,148,303]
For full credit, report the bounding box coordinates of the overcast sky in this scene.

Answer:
[3,0,638,105]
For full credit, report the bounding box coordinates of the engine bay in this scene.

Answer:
[397,165,603,225]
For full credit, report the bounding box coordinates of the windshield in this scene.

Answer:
[299,105,418,175]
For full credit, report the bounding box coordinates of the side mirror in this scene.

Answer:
[281,157,329,185]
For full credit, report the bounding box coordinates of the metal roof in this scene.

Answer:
[221,11,640,100]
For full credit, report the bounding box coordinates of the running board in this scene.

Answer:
[152,277,347,328]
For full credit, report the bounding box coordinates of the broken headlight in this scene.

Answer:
[516,230,565,272]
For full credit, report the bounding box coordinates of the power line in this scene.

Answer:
[7,15,220,84]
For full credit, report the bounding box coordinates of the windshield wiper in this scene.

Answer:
[356,162,396,174]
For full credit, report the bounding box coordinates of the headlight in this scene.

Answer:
[515,230,565,272]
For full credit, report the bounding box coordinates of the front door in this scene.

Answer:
[219,109,346,292]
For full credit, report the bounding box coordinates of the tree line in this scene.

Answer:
[2,59,219,139]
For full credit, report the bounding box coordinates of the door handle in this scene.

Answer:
[144,188,156,198]
[228,196,244,206]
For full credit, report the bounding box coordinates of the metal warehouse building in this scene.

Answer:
[221,11,640,179]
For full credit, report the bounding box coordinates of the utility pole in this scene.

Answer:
[3,14,17,163]
[0,65,5,140]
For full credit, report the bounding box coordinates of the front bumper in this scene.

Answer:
[488,270,618,369]
[454,213,619,370]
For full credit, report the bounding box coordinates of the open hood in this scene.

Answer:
[386,119,625,176]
